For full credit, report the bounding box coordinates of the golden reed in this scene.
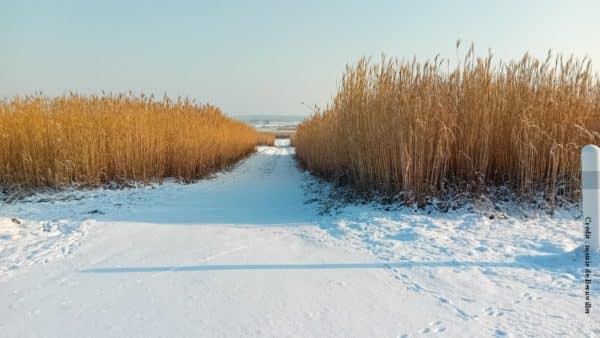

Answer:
[294,45,600,206]
[0,93,274,189]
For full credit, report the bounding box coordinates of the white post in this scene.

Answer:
[582,144,600,251]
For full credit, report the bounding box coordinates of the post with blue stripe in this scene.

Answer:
[582,144,600,251]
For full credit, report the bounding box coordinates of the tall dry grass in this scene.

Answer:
[256,131,277,146]
[0,93,272,190]
[294,45,600,207]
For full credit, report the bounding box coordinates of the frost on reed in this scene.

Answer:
[294,45,600,206]
[0,93,273,190]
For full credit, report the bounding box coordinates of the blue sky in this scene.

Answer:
[1,0,599,116]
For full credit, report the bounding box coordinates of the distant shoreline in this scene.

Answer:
[231,114,307,124]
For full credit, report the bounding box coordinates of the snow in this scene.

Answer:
[1,138,599,337]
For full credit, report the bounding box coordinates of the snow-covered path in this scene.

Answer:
[1,139,598,337]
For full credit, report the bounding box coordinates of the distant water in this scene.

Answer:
[231,114,308,131]
[231,114,308,125]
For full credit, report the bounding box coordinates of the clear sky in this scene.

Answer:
[1,0,599,116]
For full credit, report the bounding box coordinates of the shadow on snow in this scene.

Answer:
[81,247,596,277]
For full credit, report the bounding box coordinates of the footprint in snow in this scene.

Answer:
[418,320,446,334]
[491,328,509,337]
[483,307,504,317]
[520,292,542,301]
[550,276,574,289]
[461,297,475,303]
[437,297,473,320]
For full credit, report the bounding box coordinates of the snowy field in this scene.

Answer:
[1,139,599,337]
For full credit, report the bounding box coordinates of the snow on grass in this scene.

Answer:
[0,138,598,337]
